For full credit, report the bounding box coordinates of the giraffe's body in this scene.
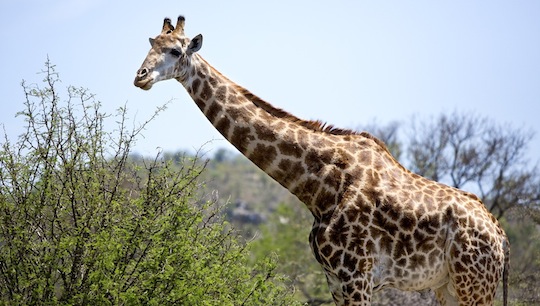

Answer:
[134,16,509,306]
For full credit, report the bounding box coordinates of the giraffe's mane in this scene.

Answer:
[237,86,394,154]
[197,55,392,154]
[238,86,358,136]
[196,55,358,136]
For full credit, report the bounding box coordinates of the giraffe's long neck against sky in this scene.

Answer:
[178,54,345,216]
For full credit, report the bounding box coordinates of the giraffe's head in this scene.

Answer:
[134,16,202,90]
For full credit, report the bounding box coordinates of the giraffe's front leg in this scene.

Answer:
[324,267,373,306]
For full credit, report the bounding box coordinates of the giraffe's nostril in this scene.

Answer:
[137,68,149,79]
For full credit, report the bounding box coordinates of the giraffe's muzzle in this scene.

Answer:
[134,67,153,90]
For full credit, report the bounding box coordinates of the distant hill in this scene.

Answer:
[199,148,306,232]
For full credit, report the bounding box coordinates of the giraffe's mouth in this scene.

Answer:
[134,77,154,90]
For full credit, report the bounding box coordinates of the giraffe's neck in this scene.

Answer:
[177,54,361,218]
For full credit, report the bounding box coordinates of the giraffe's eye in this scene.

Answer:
[170,49,181,57]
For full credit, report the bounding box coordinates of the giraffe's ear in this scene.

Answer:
[187,34,203,55]
[149,38,155,47]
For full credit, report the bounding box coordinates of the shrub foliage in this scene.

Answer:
[0,61,296,305]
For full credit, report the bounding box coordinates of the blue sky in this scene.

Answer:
[1,1,539,161]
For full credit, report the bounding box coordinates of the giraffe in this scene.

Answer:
[134,16,509,306]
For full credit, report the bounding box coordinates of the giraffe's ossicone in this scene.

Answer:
[134,16,509,306]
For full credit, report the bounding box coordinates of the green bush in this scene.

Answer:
[0,61,296,305]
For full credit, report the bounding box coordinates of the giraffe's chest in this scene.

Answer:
[308,220,327,266]
[308,218,374,272]
[308,211,450,292]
